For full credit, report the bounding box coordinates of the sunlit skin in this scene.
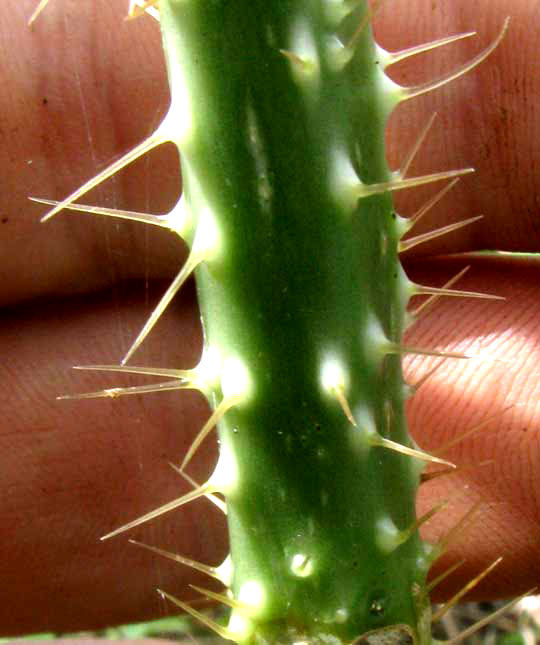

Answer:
[1,0,540,639]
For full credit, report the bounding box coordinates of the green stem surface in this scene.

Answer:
[159,1,430,642]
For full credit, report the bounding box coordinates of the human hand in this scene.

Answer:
[1,0,539,637]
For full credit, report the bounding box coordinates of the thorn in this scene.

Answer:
[28,0,50,25]
[383,399,394,435]
[347,0,383,50]
[435,406,514,456]
[382,30,476,67]
[57,378,191,401]
[122,250,204,365]
[445,587,537,644]
[129,539,223,581]
[157,589,234,641]
[333,386,357,426]
[181,396,240,471]
[357,167,474,199]
[279,49,310,70]
[40,128,170,223]
[371,436,456,468]
[399,215,483,253]
[100,483,214,540]
[409,178,461,229]
[433,501,483,560]
[189,584,246,611]
[321,359,355,424]
[397,500,449,546]
[420,460,494,484]
[409,266,470,319]
[30,197,175,230]
[73,364,192,379]
[422,465,469,484]
[426,559,466,594]
[387,343,472,361]
[399,113,438,179]
[408,357,449,393]
[400,18,510,101]
[431,557,503,623]
[169,463,227,515]
[412,282,504,302]
[76,346,221,397]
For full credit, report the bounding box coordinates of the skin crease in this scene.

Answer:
[1,0,540,638]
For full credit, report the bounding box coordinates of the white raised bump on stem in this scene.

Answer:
[238,580,267,613]
[371,435,455,468]
[329,146,362,210]
[192,345,223,393]
[32,193,189,238]
[169,464,227,515]
[179,357,251,472]
[291,553,314,578]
